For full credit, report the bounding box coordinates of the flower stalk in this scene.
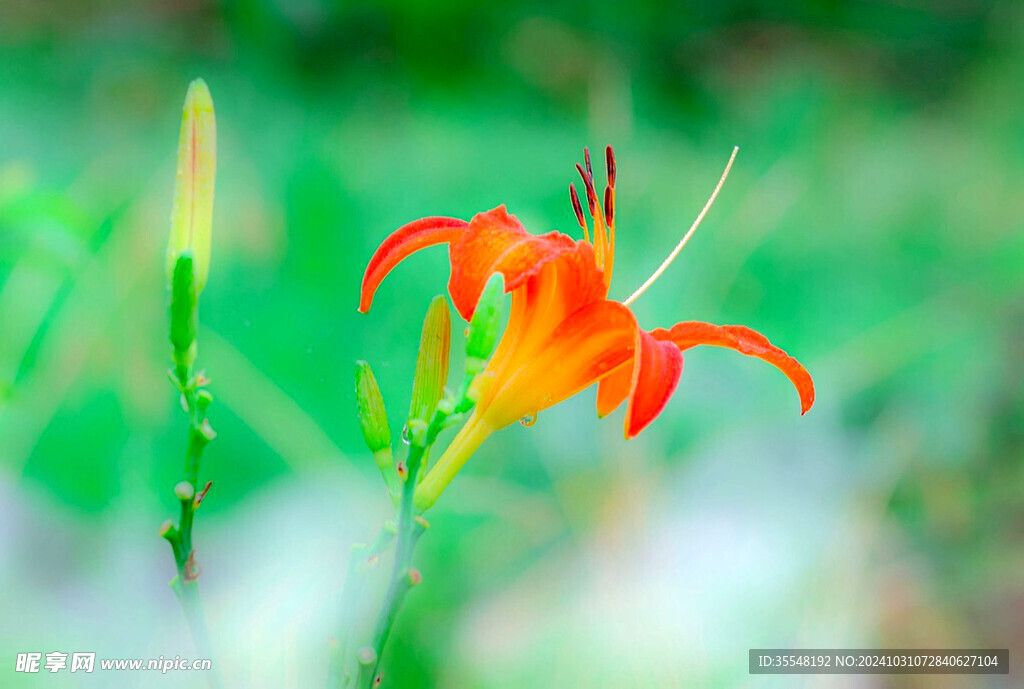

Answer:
[158,79,220,687]
[334,292,498,688]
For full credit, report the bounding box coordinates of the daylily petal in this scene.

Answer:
[596,361,631,418]
[359,216,469,313]
[448,205,578,320]
[480,299,636,430]
[625,330,684,439]
[653,321,815,414]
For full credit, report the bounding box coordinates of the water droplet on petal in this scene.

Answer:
[400,424,411,445]
[520,413,537,427]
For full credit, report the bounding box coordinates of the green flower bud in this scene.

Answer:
[355,360,391,453]
[408,296,451,426]
[167,78,216,294]
[465,275,504,376]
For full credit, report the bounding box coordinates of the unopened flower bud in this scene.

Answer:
[167,78,216,294]
[174,481,195,501]
[465,275,504,375]
[408,296,451,428]
[355,361,391,453]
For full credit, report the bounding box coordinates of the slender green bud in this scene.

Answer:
[167,78,216,293]
[355,362,401,496]
[169,253,198,367]
[408,296,451,427]
[355,361,391,453]
[465,275,504,376]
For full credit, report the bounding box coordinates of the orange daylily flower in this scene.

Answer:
[360,147,814,510]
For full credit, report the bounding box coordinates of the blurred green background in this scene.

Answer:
[1,1,1022,687]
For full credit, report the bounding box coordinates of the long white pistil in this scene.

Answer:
[622,146,739,307]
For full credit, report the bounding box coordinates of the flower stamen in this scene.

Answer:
[575,147,616,279]
[569,183,589,242]
[604,145,616,280]
[622,146,738,307]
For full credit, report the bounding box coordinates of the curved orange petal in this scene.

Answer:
[480,300,637,430]
[653,321,815,414]
[596,361,631,418]
[359,216,469,313]
[448,205,579,321]
[625,330,684,439]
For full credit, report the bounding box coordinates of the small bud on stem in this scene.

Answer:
[408,297,451,429]
[355,361,392,453]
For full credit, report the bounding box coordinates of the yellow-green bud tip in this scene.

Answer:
[355,361,391,453]
[167,78,216,293]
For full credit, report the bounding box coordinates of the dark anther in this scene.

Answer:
[584,147,593,180]
[569,184,586,228]
[575,163,598,214]
[604,186,614,225]
[606,146,616,187]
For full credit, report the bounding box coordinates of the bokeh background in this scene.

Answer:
[1,1,1022,687]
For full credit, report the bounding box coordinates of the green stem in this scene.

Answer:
[357,445,426,688]
[334,385,479,688]
[163,365,220,688]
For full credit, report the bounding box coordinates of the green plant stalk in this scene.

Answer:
[333,396,470,689]
[163,366,220,688]
[356,444,427,688]
[329,527,396,688]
